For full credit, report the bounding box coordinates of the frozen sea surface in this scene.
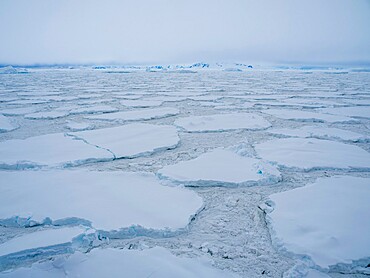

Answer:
[0,69,369,277]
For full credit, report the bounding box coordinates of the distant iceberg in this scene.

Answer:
[0,66,28,74]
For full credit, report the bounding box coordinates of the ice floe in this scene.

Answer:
[158,148,280,186]
[175,113,271,132]
[0,133,112,169]
[254,138,370,170]
[25,111,69,119]
[120,99,163,107]
[268,126,368,142]
[1,107,40,116]
[0,247,238,278]
[320,106,370,119]
[261,109,355,123]
[0,227,86,258]
[0,115,18,132]
[0,171,203,231]
[266,176,370,269]
[70,105,118,115]
[85,107,179,122]
[71,123,179,158]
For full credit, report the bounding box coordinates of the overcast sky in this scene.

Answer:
[0,0,369,65]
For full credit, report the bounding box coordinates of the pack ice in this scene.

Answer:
[158,148,280,186]
[266,176,370,269]
[0,247,239,278]
[0,171,203,231]
[175,113,271,132]
[255,138,370,170]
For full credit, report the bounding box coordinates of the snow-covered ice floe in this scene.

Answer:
[265,176,370,269]
[0,171,203,232]
[175,113,271,132]
[0,133,112,169]
[0,115,18,132]
[71,123,179,158]
[70,105,118,115]
[0,227,86,258]
[120,99,163,107]
[268,126,369,142]
[1,107,40,116]
[320,106,370,119]
[0,247,239,278]
[261,109,356,123]
[158,148,280,186]
[25,111,69,119]
[0,124,180,169]
[254,138,370,170]
[85,107,179,122]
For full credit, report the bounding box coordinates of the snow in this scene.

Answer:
[0,247,239,278]
[320,106,370,118]
[175,113,271,132]
[0,133,112,169]
[0,171,203,231]
[0,115,18,132]
[85,107,179,122]
[255,138,370,170]
[158,148,280,186]
[268,126,368,142]
[261,109,356,123]
[0,227,86,257]
[120,99,163,107]
[71,123,180,158]
[25,111,69,119]
[266,176,370,268]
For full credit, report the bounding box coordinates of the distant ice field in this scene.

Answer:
[0,69,369,278]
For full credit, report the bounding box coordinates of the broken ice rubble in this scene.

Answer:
[266,176,370,269]
[158,148,280,186]
[255,138,370,170]
[0,170,203,231]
